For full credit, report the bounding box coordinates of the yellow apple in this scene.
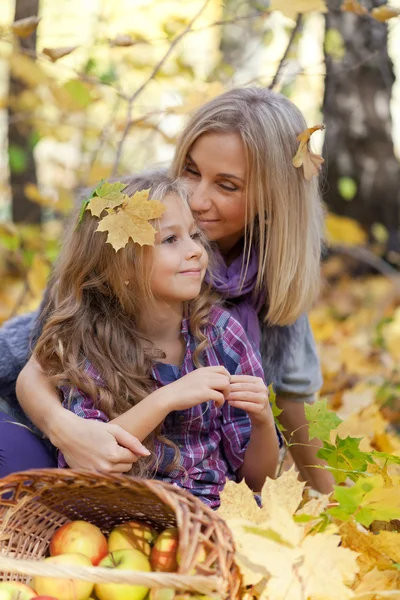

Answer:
[108,521,157,556]
[149,589,175,600]
[0,582,37,599]
[176,543,208,574]
[33,553,94,600]
[95,549,151,600]
[150,528,179,573]
[50,520,108,565]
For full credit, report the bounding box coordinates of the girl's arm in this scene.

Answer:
[16,356,150,473]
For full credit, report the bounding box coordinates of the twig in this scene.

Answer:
[268,13,303,90]
[112,0,211,175]
[331,244,400,291]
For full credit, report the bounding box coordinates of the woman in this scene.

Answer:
[1,87,333,492]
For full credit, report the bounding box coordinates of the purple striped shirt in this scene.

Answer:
[58,306,279,508]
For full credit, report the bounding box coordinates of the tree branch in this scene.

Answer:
[268,13,303,90]
[112,0,210,176]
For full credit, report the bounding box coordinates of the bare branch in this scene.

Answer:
[112,0,211,176]
[268,13,303,90]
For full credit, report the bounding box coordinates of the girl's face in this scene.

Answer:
[150,193,208,305]
[183,132,247,254]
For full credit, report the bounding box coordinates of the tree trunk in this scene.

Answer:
[8,0,41,224]
[322,0,400,250]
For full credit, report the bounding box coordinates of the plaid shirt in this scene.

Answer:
[58,306,279,509]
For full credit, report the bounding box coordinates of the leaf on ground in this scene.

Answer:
[318,436,374,483]
[353,568,400,599]
[11,16,40,37]
[305,397,343,442]
[340,0,368,15]
[329,475,400,527]
[262,467,305,518]
[340,521,394,578]
[43,46,77,62]
[218,478,267,524]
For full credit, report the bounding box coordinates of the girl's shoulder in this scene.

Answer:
[205,305,249,345]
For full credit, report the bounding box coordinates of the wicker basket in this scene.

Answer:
[0,469,241,598]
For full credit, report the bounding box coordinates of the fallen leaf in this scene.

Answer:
[43,46,77,62]
[340,0,368,15]
[353,568,400,599]
[11,16,40,38]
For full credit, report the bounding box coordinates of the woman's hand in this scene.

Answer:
[51,411,150,473]
[164,366,231,411]
[227,375,273,424]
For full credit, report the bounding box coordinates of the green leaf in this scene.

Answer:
[96,181,126,200]
[63,79,92,109]
[269,385,286,432]
[338,177,357,201]
[328,475,400,526]
[305,398,342,442]
[8,145,27,174]
[317,436,373,483]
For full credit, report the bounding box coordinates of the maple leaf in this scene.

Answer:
[318,436,374,483]
[269,384,285,431]
[97,190,165,251]
[11,16,40,38]
[43,46,78,62]
[86,181,128,218]
[370,5,400,22]
[329,474,400,527]
[340,0,368,15]
[292,125,325,181]
[353,568,400,599]
[305,397,343,442]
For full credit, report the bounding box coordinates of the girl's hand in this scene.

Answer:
[51,411,150,474]
[227,375,273,425]
[164,366,231,411]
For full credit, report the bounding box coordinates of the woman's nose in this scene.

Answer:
[188,183,213,213]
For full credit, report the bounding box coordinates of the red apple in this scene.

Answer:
[95,549,151,600]
[50,520,108,565]
[150,528,179,573]
[0,582,37,599]
[33,553,94,600]
[108,521,157,556]
[35,597,59,600]
[176,543,208,574]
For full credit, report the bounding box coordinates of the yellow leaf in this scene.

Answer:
[11,16,40,38]
[27,255,50,297]
[86,182,128,218]
[292,125,325,180]
[262,467,306,518]
[340,0,368,15]
[372,531,400,563]
[42,46,77,62]
[370,6,400,22]
[270,0,327,19]
[9,53,47,88]
[110,34,137,47]
[325,213,368,246]
[353,568,400,599]
[340,521,394,579]
[217,478,262,523]
[95,189,166,251]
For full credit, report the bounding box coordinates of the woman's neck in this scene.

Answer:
[219,237,245,266]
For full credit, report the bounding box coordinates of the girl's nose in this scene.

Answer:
[188,183,213,213]
[186,237,203,259]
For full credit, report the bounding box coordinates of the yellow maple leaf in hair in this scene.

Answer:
[292,124,325,181]
[96,189,165,251]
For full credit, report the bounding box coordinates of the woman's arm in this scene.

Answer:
[16,356,150,473]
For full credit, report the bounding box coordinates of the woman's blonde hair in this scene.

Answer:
[171,87,324,326]
[34,173,217,477]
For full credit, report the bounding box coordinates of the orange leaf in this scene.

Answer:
[292,125,325,180]
[11,16,40,38]
[340,0,368,15]
[370,5,400,21]
[43,46,77,62]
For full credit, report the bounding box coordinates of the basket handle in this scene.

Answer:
[0,555,224,596]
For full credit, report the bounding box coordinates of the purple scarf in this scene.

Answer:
[207,247,265,350]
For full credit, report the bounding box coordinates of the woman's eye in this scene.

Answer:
[162,235,177,244]
[184,165,200,176]
[191,231,202,240]
[219,182,238,192]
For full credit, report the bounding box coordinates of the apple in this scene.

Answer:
[108,521,157,557]
[33,553,94,600]
[0,582,37,599]
[50,520,108,565]
[35,597,59,600]
[150,528,179,573]
[95,549,151,600]
[176,543,208,574]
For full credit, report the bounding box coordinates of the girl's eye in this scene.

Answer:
[162,235,177,244]
[184,165,200,176]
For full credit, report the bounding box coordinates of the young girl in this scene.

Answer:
[6,87,332,492]
[31,175,279,508]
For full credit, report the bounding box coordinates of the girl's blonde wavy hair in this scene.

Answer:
[171,87,324,326]
[34,173,218,477]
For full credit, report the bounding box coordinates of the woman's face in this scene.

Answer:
[183,132,247,254]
